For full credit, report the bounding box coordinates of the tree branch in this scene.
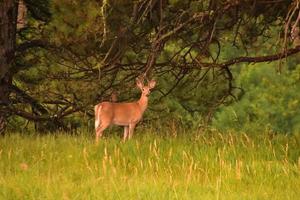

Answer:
[219,46,300,68]
[16,39,50,52]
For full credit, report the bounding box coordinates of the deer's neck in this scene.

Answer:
[137,94,149,113]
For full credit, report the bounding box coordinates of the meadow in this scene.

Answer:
[0,127,299,200]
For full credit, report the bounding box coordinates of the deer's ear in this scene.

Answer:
[136,78,144,89]
[149,80,156,89]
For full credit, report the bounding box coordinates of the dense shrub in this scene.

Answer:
[213,63,300,134]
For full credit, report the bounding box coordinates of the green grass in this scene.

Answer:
[0,128,299,199]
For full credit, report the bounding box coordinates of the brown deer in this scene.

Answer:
[94,77,156,143]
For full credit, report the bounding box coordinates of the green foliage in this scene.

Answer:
[8,0,299,133]
[48,0,103,48]
[0,129,299,199]
[24,0,51,21]
[213,62,300,134]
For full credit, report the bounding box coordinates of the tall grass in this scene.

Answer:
[0,128,299,199]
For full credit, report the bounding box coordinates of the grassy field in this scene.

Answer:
[0,128,299,200]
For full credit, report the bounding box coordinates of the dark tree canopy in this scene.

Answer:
[1,0,300,132]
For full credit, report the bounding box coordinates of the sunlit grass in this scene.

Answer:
[0,128,299,199]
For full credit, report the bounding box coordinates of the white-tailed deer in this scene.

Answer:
[94,77,156,143]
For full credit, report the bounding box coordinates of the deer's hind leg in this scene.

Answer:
[95,122,110,144]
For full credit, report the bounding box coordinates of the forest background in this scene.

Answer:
[1,0,300,135]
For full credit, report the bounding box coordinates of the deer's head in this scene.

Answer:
[136,77,156,97]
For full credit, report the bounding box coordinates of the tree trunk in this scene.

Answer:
[0,0,18,134]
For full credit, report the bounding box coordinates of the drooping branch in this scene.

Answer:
[10,84,48,114]
[7,104,83,122]
[16,39,50,52]
[219,46,300,68]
